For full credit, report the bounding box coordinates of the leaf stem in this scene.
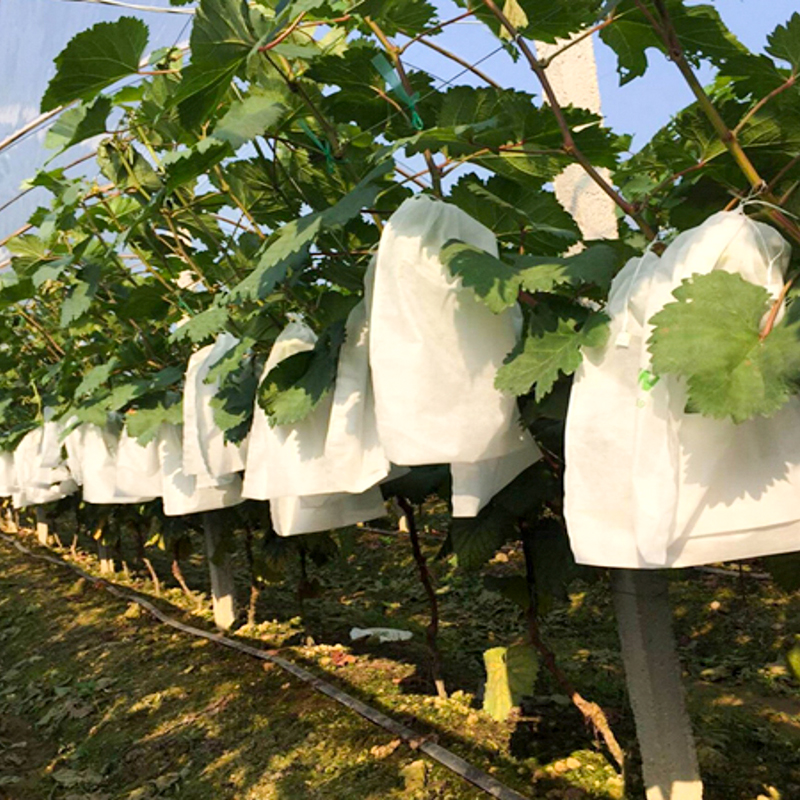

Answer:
[365,17,444,198]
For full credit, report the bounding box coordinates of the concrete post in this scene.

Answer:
[35,506,50,546]
[203,511,237,630]
[2,507,17,533]
[537,35,703,798]
[611,571,703,799]
[97,541,115,574]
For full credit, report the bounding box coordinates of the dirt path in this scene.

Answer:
[0,538,486,800]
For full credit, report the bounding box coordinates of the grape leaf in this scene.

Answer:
[600,1,743,85]
[257,322,346,426]
[170,305,230,344]
[61,263,101,327]
[442,241,624,314]
[126,397,183,444]
[230,161,392,301]
[44,96,111,154]
[648,271,800,423]
[74,360,119,399]
[41,18,149,111]
[766,12,800,73]
[482,644,539,721]
[440,242,522,313]
[449,506,515,571]
[210,89,289,150]
[496,313,610,400]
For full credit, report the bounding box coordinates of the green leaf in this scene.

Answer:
[210,360,258,444]
[32,256,74,289]
[354,0,437,36]
[766,12,800,73]
[210,89,289,149]
[175,0,257,128]
[495,313,610,400]
[441,241,522,314]
[763,552,800,593]
[448,174,581,254]
[107,366,184,412]
[41,18,149,111]
[74,359,119,399]
[44,96,111,153]
[600,1,744,85]
[97,142,161,195]
[257,322,346,426]
[61,263,101,326]
[170,305,229,344]
[482,644,539,721]
[449,506,515,571]
[648,271,800,423]
[161,139,232,194]
[126,397,183,444]
[231,161,392,301]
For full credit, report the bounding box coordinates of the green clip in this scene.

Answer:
[372,54,424,131]
[177,295,194,317]
[638,369,660,392]
[298,119,336,174]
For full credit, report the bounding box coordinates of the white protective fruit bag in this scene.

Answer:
[115,427,163,500]
[368,194,540,515]
[565,210,800,568]
[0,451,16,496]
[13,427,77,507]
[182,332,248,487]
[159,423,243,516]
[243,319,387,536]
[65,424,160,504]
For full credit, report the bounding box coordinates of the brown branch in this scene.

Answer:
[766,154,800,194]
[644,0,800,246]
[760,277,794,341]
[522,530,624,770]
[17,308,64,359]
[538,14,620,68]
[397,497,447,699]
[258,11,308,53]
[481,0,657,241]
[734,73,796,136]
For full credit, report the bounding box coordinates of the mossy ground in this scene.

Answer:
[1,513,799,800]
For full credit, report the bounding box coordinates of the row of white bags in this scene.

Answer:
[1,196,540,537]
[565,210,800,568]
[240,194,540,533]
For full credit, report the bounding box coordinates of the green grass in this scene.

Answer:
[2,515,800,800]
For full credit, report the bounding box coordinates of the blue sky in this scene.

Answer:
[0,0,796,242]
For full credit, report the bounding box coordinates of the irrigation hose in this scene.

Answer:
[0,530,531,800]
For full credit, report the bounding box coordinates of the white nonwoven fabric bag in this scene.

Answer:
[115,427,163,500]
[243,319,389,535]
[565,210,800,568]
[65,424,159,505]
[270,489,386,537]
[0,451,17,496]
[244,317,391,500]
[182,332,248,486]
[13,427,77,507]
[159,423,243,516]
[368,194,540,513]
